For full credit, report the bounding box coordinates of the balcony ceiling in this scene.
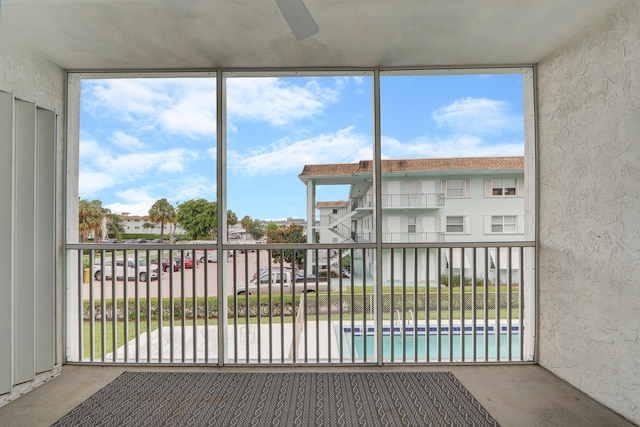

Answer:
[1,0,621,71]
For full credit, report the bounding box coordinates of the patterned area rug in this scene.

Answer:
[51,371,499,426]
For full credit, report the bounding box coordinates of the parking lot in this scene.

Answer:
[83,250,278,300]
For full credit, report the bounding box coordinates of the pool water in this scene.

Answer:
[340,326,521,361]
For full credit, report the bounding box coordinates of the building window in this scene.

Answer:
[491,215,517,233]
[445,179,465,197]
[407,216,416,233]
[332,209,338,214]
[446,216,464,233]
[442,179,471,198]
[488,178,518,196]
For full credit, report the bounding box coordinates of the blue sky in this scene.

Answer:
[79,72,524,220]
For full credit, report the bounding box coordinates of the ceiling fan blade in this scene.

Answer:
[274,0,319,41]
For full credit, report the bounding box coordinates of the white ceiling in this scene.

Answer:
[1,0,621,70]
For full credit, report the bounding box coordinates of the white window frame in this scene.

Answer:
[442,179,471,198]
[407,216,416,233]
[485,178,521,197]
[445,215,465,233]
[491,215,517,233]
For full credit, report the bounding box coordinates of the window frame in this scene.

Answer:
[445,215,465,233]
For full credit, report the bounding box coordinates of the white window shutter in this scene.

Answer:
[518,215,525,233]
[464,216,471,234]
[517,178,525,196]
[484,178,492,197]
[465,179,471,197]
[484,215,492,233]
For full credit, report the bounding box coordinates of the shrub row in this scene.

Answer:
[83,292,520,321]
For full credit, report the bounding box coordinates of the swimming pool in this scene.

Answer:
[338,324,522,361]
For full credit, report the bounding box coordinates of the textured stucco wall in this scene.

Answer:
[537,0,640,423]
[0,47,64,111]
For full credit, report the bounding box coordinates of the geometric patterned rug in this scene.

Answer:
[51,371,499,426]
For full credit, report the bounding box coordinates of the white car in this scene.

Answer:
[93,258,158,281]
[236,271,329,295]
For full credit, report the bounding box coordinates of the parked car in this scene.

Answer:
[175,256,199,269]
[151,257,181,272]
[100,237,118,243]
[93,258,158,281]
[236,270,328,295]
[252,266,291,280]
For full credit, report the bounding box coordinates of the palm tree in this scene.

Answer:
[78,198,106,242]
[106,214,125,240]
[227,210,238,239]
[148,198,176,241]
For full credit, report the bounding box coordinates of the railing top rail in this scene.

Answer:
[67,240,535,251]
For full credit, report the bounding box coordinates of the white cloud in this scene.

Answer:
[432,97,519,134]
[227,77,339,126]
[382,135,524,158]
[83,78,216,139]
[78,170,117,196]
[84,79,171,118]
[79,136,201,198]
[83,77,348,139]
[89,148,199,177]
[159,86,216,138]
[228,127,370,176]
[102,175,216,216]
[112,131,144,150]
[106,188,157,216]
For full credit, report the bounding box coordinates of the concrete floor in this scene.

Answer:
[0,364,635,427]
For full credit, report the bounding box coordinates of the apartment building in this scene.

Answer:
[302,157,525,285]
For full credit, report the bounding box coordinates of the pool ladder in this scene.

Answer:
[395,309,414,326]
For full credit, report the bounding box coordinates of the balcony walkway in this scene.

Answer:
[0,364,634,427]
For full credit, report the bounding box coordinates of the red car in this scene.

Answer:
[152,258,181,273]
[175,256,199,269]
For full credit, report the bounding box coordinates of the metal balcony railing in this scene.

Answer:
[353,193,444,210]
[382,232,445,243]
[65,241,535,365]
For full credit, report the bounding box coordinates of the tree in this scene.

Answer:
[227,209,238,237]
[176,199,217,240]
[248,220,265,240]
[240,215,253,238]
[265,222,280,233]
[79,198,107,242]
[148,198,176,241]
[266,223,306,267]
[106,214,125,240]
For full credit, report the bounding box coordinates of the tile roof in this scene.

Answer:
[316,201,349,207]
[299,156,524,177]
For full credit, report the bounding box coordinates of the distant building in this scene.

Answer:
[118,213,187,237]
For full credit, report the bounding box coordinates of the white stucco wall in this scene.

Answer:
[537,1,640,423]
